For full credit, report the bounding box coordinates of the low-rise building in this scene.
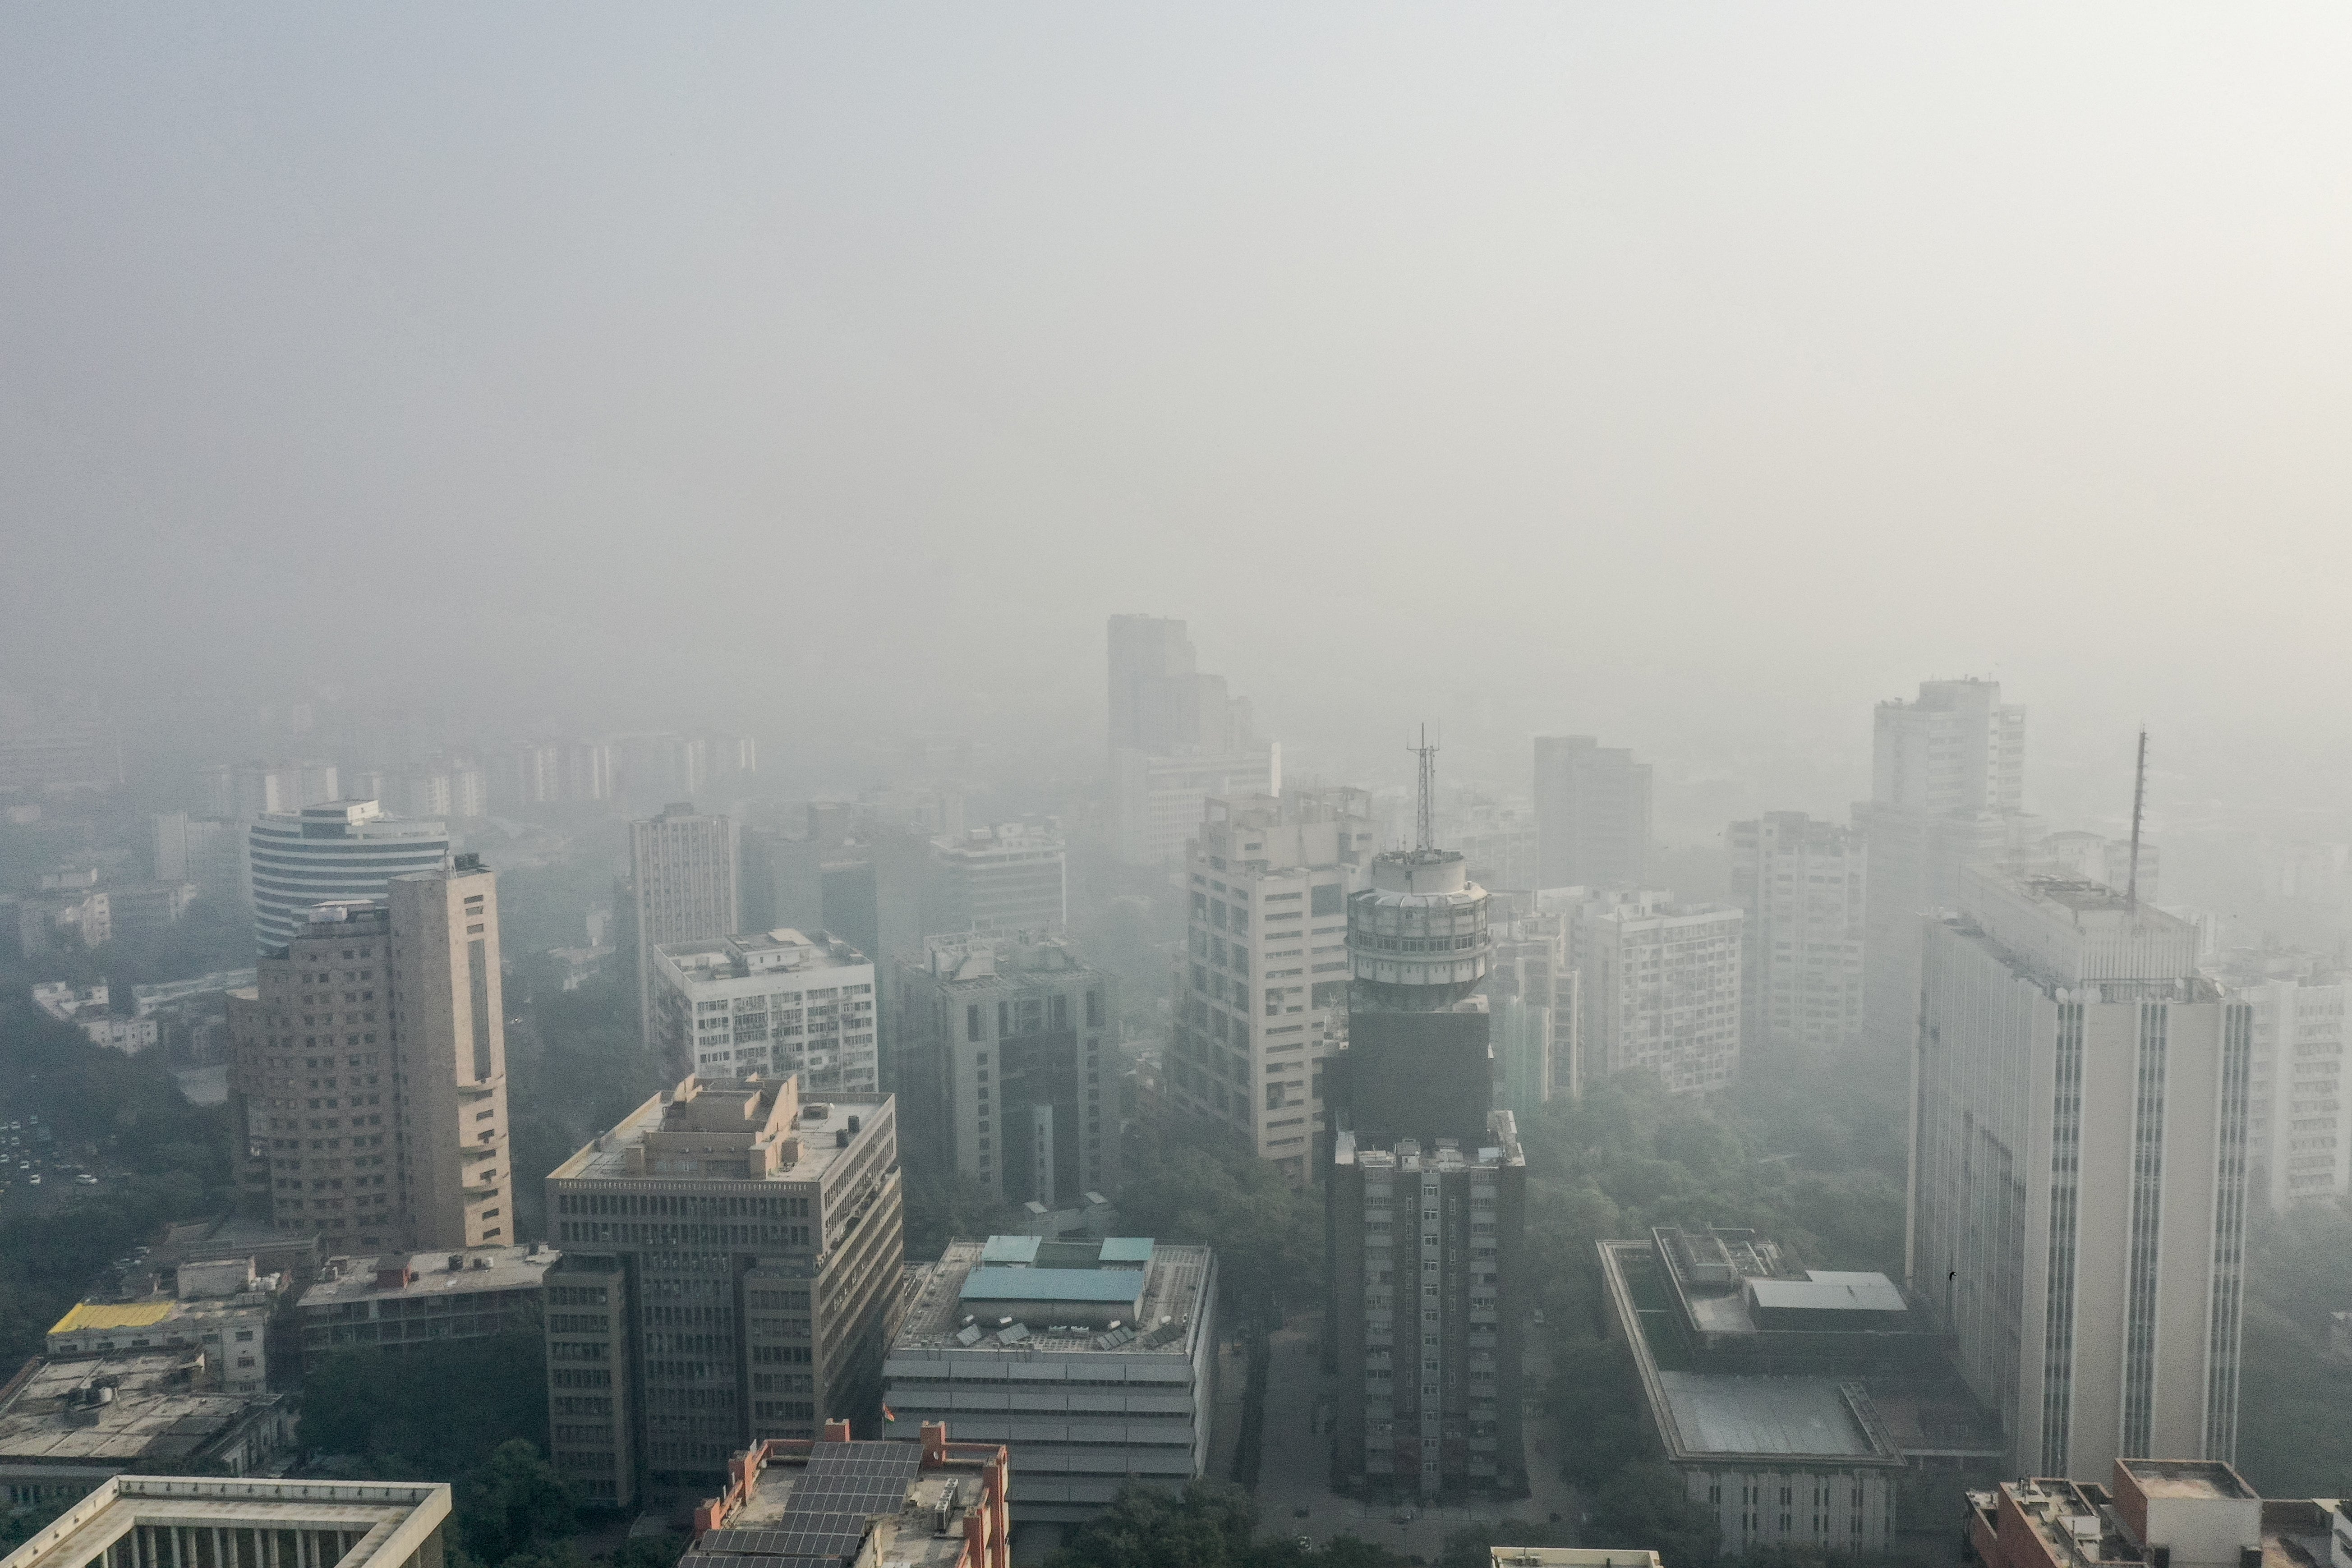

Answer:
[28,986,159,1055]
[0,1474,450,1568]
[45,1262,285,1395]
[295,1246,556,1359]
[683,1421,1009,1568]
[884,1235,1215,1524]
[1597,1225,2003,1552]
[10,891,109,957]
[1489,1552,1663,1568]
[1966,1462,2347,1568]
[0,1353,293,1505]
[649,930,878,1094]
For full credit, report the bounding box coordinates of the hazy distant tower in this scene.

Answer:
[628,803,740,1049]
[1532,736,1651,889]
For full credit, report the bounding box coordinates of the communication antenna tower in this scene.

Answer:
[2126,727,2148,912]
[1410,723,1439,853]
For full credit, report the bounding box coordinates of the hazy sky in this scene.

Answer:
[6,6,2350,827]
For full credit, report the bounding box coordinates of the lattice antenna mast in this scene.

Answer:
[2126,727,2148,912]
[1410,723,1439,853]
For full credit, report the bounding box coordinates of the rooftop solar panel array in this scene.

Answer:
[694,1444,925,1567]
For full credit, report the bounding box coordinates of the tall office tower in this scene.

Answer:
[1855,679,2032,1055]
[511,741,565,805]
[1326,755,1527,1501]
[630,804,741,1047]
[543,1076,904,1508]
[566,738,615,801]
[649,929,878,1091]
[1106,614,1278,866]
[1728,812,1866,1058]
[933,819,1068,934]
[1484,907,1576,1109]
[1532,736,1652,889]
[1166,791,1377,1185]
[153,812,244,904]
[1563,889,1744,1093]
[2219,955,2351,1210]
[386,861,513,1251]
[1907,867,2250,1481]
[892,931,1118,1207]
[226,858,511,1252]
[247,800,450,955]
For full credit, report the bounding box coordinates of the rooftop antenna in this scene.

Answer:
[1410,723,1439,853]
[2126,727,2148,912]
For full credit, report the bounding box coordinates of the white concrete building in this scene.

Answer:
[246,801,448,956]
[1110,747,1280,869]
[1728,812,1866,1057]
[649,929,878,1095]
[44,1261,284,1396]
[1559,890,1743,1094]
[934,819,1067,934]
[629,804,739,1051]
[1168,790,1375,1184]
[1908,868,2250,1481]
[152,813,244,904]
[885,1235,1216,1523]
[2218,957,2350,1210]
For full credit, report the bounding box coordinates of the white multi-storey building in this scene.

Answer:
[1728,812,1865,1058]
[245,800,449,955]
[934,819,1067,933]
[2219,958,2350,1210]
[1559,890,1743,1094]
[649,929,878,1096]
[630,803,740,1051]
[1168,790,1375,1185]
[1909,868,2250,1481]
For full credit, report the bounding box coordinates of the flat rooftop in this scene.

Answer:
[6,1476,450,1568]
[691,1440,997,1568]
[2121,1459,2257,1500]
[0,1353,275,1466]
[1657,1372,1882,1459]
[893,1238,1211,1355]
[298,1246,556,1310]
[549,1088,885,1186]
[656,929,869,981]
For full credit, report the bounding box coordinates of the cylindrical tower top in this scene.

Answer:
[1347,849,1491,1009]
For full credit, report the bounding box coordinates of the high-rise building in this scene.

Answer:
[1855,679,2033,1054]
[1532,736,1651,890]
[2216,955,2352,1210]
[630,804,741,1046]
[933,819,1067,934]
[1907,867,2250,1481]
[226,858,513,1254]
[1561,889,1743,1094]
[892,931,1117,1207]
[1326,774,1528,1501]
[648,929,878,1091]
[246,800,450,956]
[1166,790,1376,1184]
[1105,615,1278,866]
[1485,907,1576,1109]
[386,862,513,1251]
[218,760,343,820]
[543,1076,904,1508]
[152,812,243,904]
[1728,812,1866,1058]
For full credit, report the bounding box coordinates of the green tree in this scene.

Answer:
[1048,1481,1258,1568]
[1115,1121,1321,1326]
[456,1441,578,1566]
[1589,1461,1720,1568]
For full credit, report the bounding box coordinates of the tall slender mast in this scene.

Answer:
[2126,727,2148,911]
[1411,724,1438,852]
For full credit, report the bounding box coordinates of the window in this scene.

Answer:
[967,1004,983,1042]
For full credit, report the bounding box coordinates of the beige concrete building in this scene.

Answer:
[543,1076,904,1508]
[1908,868,2251,1481]
[45,1262,285,1396]
[1559,889,1743,1094]
[387,862,511,1250]
[1729,812,1866,1058]
[226,857,512,1254]
[629,805,740,1049]
[1167,790,1375,1183]
[295,1246,555,1358]
[0,1476,450,1568]
[648,929,877,1091]
[0,1355,293,1507]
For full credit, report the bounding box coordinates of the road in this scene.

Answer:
[1250,1312,1577,1563]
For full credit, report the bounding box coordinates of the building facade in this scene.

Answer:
[630,805,741,1048]
[387,863,513,1251]
[1167,791,1376,1184]
[1907,869,2250,1481]
[933,820,1067,934]
[0,1475,450,1568]
[152,813,243,905]
[1484,908,1576,1108]
[2223,962,2351,1210]
[296,1246,555,1357]
[542,1076,904,1508]
[1729,812,1866,1059]
[246,800,449,956]
[649,929,878,1090]
[686,1422,1010,1568]
[1567,890,1743,1094]
[1105,614,1277,867]
[893,932,1116,1207]
[1533,736,1651,890]
[885,1236,1215,1523]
